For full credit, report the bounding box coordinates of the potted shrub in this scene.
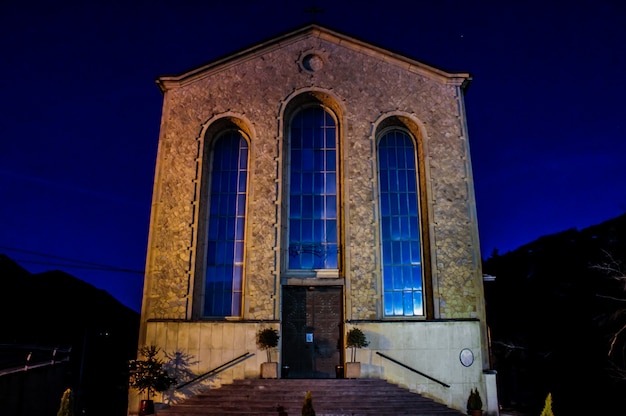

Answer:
[257,327,280,378]
[466,388,483,416]
[128,345,176,415]
[345,327,369,378]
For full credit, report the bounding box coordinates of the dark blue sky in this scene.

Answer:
[1,0,625,312]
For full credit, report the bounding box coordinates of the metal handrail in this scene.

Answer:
[376,351,450,388]
[0,346,72,377]
[175,352,252,390]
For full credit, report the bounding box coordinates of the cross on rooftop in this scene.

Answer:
[304,5,324,22]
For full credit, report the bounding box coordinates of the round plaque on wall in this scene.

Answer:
[302,54,324,72]
[460,348,474,367]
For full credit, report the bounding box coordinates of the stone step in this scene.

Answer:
[164,402,456,410]
[158,411,463,416]
[156,379,465,416]
[158,410,463,416]
[188,390,438,401]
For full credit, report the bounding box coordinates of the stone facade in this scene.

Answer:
[132,24,496,415]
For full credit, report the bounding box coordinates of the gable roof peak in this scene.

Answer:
[156,22,471,93]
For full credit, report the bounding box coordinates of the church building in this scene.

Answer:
[133,23,497,414]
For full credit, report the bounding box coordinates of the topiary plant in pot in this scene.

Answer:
[128,345,176,415]
[257,327,280,378]
[345,327,369,378]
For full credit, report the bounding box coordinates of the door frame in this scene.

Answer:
[280,285,344,378]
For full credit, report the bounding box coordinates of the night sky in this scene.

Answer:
[1,0,625,312]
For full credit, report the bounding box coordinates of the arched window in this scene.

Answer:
[203,130,248,317]
[287,106,338,272]
[378,129,424,316]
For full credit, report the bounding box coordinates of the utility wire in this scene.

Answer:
[11,258,144,274]
[0,245,144,274]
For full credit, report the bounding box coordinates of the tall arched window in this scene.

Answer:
[287,106,338,272]
[378,129,424,316]
[203,130,248,317]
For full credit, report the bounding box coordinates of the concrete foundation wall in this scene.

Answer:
[355,321,485,413]
[129,320,488,415]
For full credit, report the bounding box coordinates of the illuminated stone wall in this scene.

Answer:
[141,28,483,323]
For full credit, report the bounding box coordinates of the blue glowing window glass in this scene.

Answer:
[288,107,338,270]
[204,131,248,317]
[379,130,424,316]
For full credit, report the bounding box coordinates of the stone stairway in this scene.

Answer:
[156,378,466,416]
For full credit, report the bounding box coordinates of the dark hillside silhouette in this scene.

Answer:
[0,254,139,416]
[483,213,626,415]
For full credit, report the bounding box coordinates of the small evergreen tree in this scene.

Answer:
[302,390,315,416]
[128,345,176,400]
[540,392,554,416]
[56,388,74,416]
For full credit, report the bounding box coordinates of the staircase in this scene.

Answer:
[156,378,466,416]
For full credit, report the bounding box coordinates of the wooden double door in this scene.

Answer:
[281,286,343,378]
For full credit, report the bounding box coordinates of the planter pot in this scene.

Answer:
[139,399,155,416]
[467,410,482,416]
[345,362,361,378]
[261,362,278,379]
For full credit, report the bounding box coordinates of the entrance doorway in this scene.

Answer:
[281,286,343,378]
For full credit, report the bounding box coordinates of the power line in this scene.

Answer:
[11,258,144,274]
[0,245,144,275]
